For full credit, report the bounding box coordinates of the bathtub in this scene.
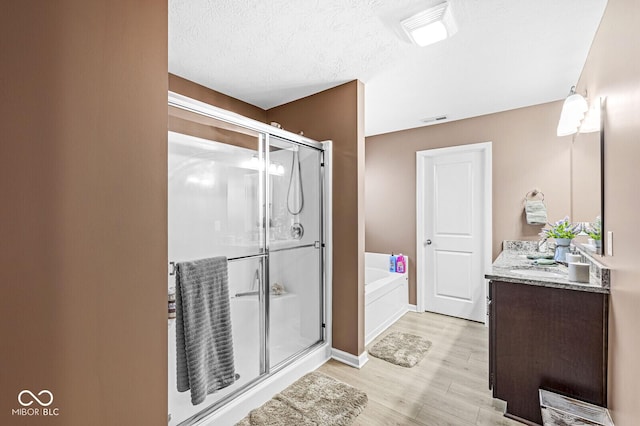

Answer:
[365,252,409,345]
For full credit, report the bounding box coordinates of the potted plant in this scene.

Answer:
[584,216,602,249]
[541,217,582,262]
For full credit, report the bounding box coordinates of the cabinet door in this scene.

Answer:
[492,280,607,425]
[488,281,496,394]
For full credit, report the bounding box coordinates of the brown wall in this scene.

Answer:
[575,0,640,424]
[268,81,367,357]
[169,74,267,123]
[0,2,167,425]
[366,102,572,304]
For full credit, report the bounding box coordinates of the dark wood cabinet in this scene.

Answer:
[488,280,608,425]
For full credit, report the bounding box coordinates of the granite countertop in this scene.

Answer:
[485,241,610,294]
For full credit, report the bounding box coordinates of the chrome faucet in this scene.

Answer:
[537,237,548,252]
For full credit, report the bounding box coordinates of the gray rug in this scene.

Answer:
[369,331,432,368]
[236,372,368,426]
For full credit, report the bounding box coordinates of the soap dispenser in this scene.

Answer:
[396,254,406,274]
[389,253,397,272]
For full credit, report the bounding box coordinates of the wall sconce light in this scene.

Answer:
[578,97,601,134]
[401,2,457,47]
[557,86,588,137]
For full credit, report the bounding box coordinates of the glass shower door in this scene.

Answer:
[168,106,268,425]
[167,96,326,425]
[267,136,324,367]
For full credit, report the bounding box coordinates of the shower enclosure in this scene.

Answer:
[167,93,327,425]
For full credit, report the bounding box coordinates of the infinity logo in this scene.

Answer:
[18,390,54,407]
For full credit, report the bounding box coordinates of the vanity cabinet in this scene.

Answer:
[488,280,608,425]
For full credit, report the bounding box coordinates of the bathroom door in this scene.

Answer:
[417,143,491,323]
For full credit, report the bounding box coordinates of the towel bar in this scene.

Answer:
[167,244,320,276]
[168,253,268,276]
[524,189,545,201]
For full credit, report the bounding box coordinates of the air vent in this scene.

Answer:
[421,115,448,123]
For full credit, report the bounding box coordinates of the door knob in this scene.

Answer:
[425,239,432,245]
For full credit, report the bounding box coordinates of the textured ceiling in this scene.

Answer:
[169,0,607,136]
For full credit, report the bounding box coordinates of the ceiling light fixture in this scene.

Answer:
[557,86,588,137]
[401,2,457,47]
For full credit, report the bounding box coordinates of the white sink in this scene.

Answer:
[509,269,565,279]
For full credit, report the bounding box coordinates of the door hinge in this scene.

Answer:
[322,323,326,328]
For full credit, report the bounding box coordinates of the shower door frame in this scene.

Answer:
[168,92,328,426]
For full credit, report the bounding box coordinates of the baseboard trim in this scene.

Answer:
[331,348,369,369]
[407,304,419,312]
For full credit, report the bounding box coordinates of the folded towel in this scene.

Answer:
[526,254,555,260]
[533,259,557,265]
[525,199,547,225]
[176,257,236,405]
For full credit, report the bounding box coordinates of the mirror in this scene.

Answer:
[570,97,604,255]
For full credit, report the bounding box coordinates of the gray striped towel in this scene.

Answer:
[176,256,236,405]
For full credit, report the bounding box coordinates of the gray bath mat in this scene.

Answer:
[236,372,368,426]
[369,331,432,368]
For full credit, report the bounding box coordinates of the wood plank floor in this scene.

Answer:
[317,312,523,426]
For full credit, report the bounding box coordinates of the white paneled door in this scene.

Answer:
[417,143,491,323]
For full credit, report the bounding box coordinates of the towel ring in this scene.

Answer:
[524,189,544,202]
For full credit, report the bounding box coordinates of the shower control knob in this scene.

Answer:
[291,223,304,240]
[425,239,432,246]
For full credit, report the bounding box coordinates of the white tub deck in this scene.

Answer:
[365,252,409,345]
